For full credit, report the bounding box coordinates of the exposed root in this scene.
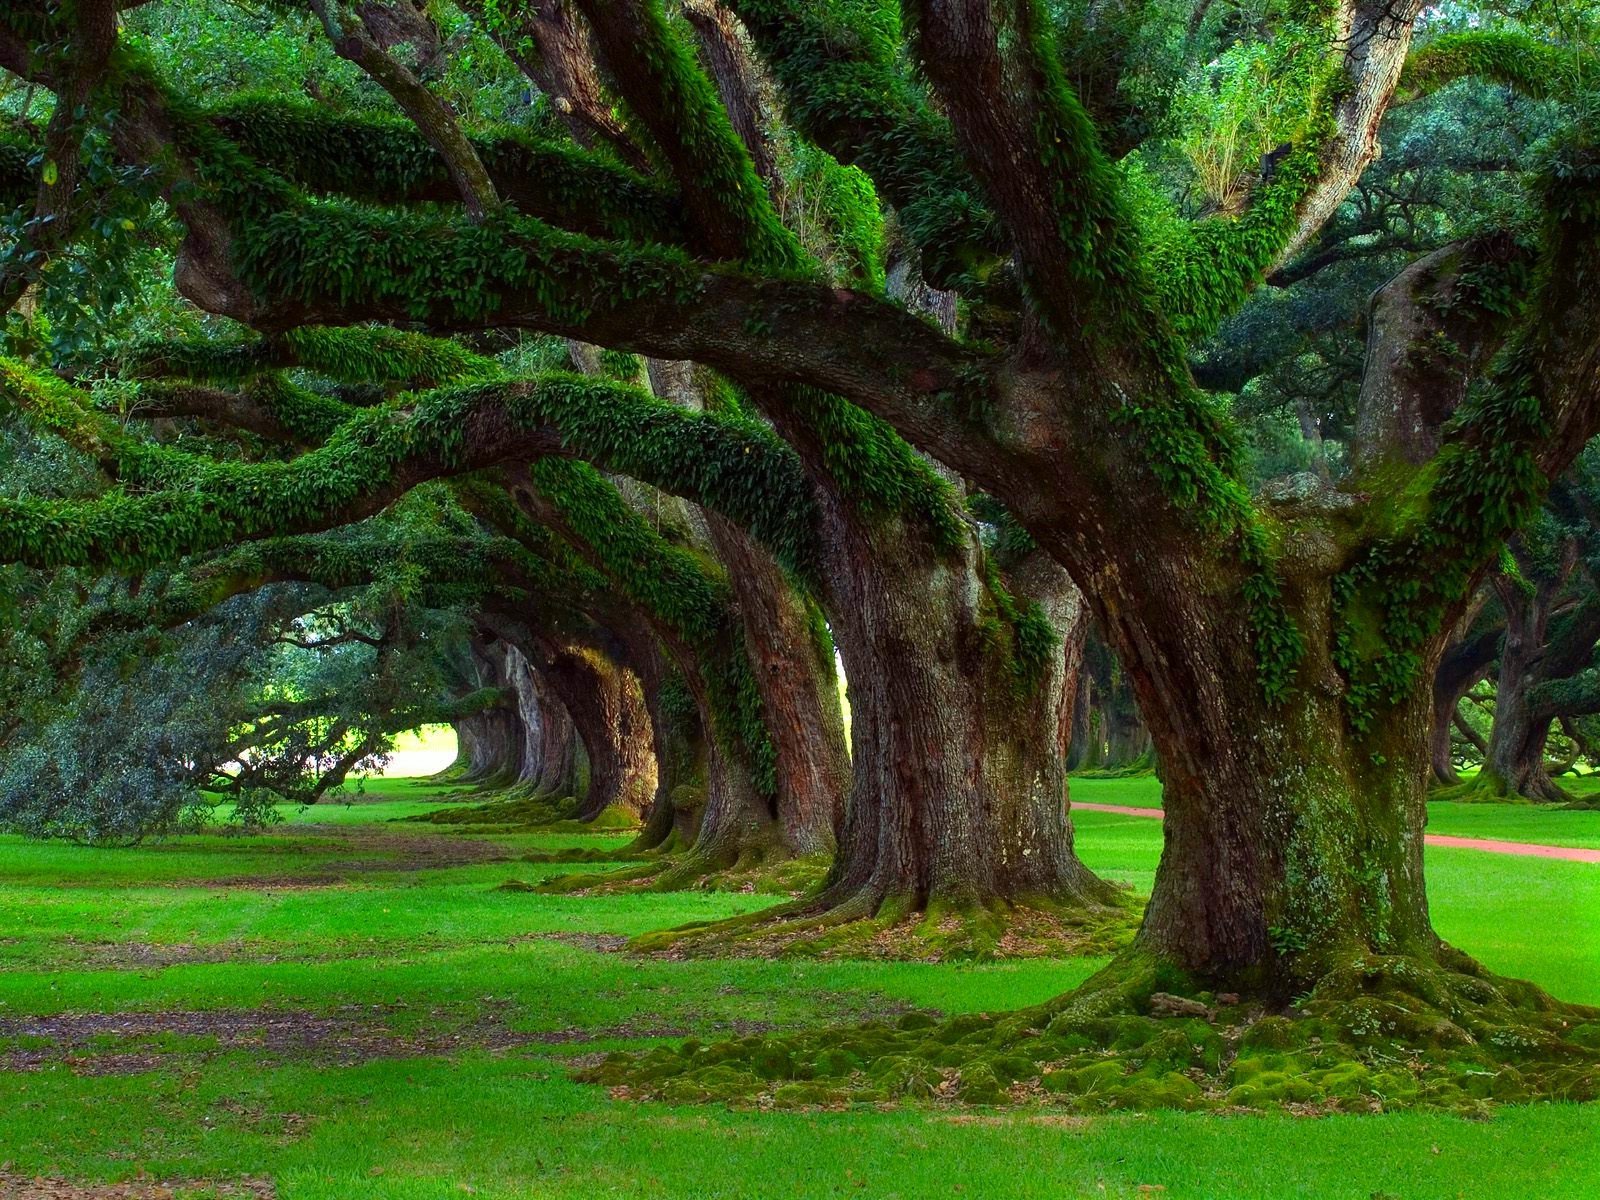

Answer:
[582,946,1600,1112]
[627,891,1140,962]
[1430,776,1571,806]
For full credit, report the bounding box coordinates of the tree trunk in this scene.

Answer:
[1428,587,1501,786]
[1121,617,1440,993]
[646,357,850,859]
[703,510,848,855]
[505,645,583,798]
[1475,574,1570,803]
[452,639,528,786]
[537,643,656,821]
[818,513,1116,919]
[649,633,781,884]
[1067,668,1094,772]
[759,405,1118,924]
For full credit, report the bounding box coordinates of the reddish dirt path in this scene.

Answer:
[1070,802,1600,864]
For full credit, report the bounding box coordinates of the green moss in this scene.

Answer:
[725,0,1004,293]
[583,948,1600,1113]
[1400,30,1598,104]
[1331,168,1600,730]
[977,553,1058,695]
[205,92,690,244]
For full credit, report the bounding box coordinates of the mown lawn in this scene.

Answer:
[0,777,1596,1199]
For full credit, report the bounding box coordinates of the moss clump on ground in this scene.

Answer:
[405,790,639,832]
[525,852,830,899]
[581,948,1600,1112]
[626,894,1140,963]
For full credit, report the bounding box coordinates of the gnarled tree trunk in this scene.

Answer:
[537,643,656,821]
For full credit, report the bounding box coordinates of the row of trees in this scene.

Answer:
[3,0,1599,1101]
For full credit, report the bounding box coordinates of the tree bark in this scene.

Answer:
[1478,573,1569,803]
[537,643,657,821]
[452,638,529,786]
[764,406,1117,921]
[505,643,582,797]
[645,357,849,859]
[1121,597,1442,993]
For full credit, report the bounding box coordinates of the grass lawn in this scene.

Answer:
[0,778,1595,1198]
[1069,774,1600,850]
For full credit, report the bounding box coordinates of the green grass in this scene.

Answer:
[1070,774,1600,848]
[0,778,1596,1198]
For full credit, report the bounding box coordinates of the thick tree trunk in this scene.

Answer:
[537,644,656,821]
[1082,529,1447,994]
[771,442,1117,921]
[505,646,583,797]
[1475,574,1570,803]
[646,358,850,859]
[703,511,848,855]
[650,636,781,884]
[1427,602,1497,786]
[452,639,528,786]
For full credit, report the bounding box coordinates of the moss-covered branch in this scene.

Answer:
[123,325,498,390]
[1399,29,1598,104]
[1,357,820,577]
[206,95,688,244]
[1333,142,1600,727]
[723,0,1005,293]
[518,459,779,796]
[572,0,803,272]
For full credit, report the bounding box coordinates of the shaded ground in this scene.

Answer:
[0,1006,810,1076]
[203,825,513,888]
[0,1172,275,1200]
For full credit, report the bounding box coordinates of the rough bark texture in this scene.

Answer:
[1476,569,1571,803]
[646,358,850,859]
[1124,606,1438,990]
[451,638,531,786]
[459,0,651,172]
[536,643,656,820]
[1350,241,1512,474]
[775,423,1118,920]
[705,511,847,854]
[505,642,583,797]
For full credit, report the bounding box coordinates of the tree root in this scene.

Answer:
[1429,775,1571,806]
[626,890,1140,962]
[581,946,1600,1112]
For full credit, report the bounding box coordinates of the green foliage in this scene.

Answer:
[978,554,1058,694]
[0,358,821,585]
[205,93,688,243]
[788,386,965,552]
[969,493,1038,561]
[785,140,886,290]
[1401,29,1600,104]
[580,0,805,273]
[1111,387,1305,704]
[725,0,1005,292]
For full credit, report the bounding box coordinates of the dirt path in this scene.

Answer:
[1070,802,1600,863]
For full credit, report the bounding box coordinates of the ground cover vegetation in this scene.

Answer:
[2,0,1600,1165]
[0,778,1595,1197]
